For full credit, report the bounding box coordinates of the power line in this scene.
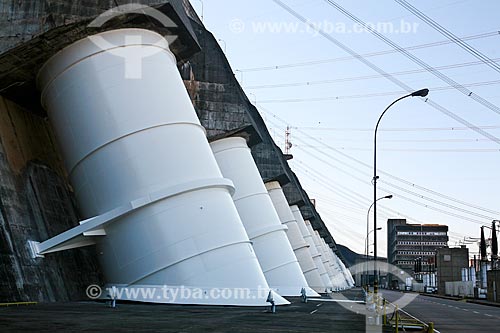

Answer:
[293,162,400,221]
[323,0,500,118]
[237,31,499,72]
[262,105,500,217]
[294,145,500,153]
[289,124,494,223]
[258,79,500,103]
[293,150,490,229]
[378,184,489,225]
[245,58,500,90]
[295,125,500,133]
[295,143,493,224]
[270,0,500,145]
[298,138,495,143]
[395,0,500,75]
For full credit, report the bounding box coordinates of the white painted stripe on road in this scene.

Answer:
[485,314,493,317]
[310,309,318,315]
[473,311,480,314]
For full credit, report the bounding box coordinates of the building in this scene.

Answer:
[436,246,469,296]
[387,219,448,287]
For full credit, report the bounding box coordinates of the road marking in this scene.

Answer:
[462,309,469,311]
[316,303,323,308]
[473,311,480,314]
[310,309,318,315]
[485,314,493,317]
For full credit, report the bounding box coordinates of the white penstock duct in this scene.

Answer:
[34,29,288,306]
[291,205,331,293]
[266,181,323,296]
[210,137,315,296]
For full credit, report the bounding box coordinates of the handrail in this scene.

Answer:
[0,302,38,307]
[383,298,439,333]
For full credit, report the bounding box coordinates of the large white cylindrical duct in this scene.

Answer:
[321,239,341,288]
[210,137,314,296]
[37,29,287,306]
[266,182,322,295]
[335,253,355,287]
[290,206,329,293]
[322,239,349,290]
[331,250,352,289]
[313,230,336,286]
[304,220,334,292]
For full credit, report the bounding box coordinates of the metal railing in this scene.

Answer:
[363,287,437,333]
[384,299,438,333]
[0,301,38,307]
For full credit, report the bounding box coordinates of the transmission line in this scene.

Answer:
[258,80,500,103]
[395,0,500,75]
[245,58,500,90]
[323,0,500,117]
[237,31,499,72]
[262,105,500,216]
[270,0,500,145]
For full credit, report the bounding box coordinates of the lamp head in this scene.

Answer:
[411,88,429,97]
[376,227,382,231]
[384,195,393,199]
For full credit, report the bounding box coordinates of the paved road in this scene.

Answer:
[381,290,500,333]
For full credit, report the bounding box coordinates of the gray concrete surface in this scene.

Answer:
[0,291,367,332]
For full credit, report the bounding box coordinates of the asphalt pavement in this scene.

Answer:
[381,289,500,333]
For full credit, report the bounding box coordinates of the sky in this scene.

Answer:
[190,0,500,258]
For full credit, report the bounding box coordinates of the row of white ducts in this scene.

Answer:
[212,137,354,295]
[36,28,353,306]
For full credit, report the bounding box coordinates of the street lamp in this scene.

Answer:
[364,227,382,289]
[366,228,382,251]
[373,88,429,294]
[365,195,392,289]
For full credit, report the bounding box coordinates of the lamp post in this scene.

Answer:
[366,195,392,289]
[365,227,382,289]
[373,88,429,294]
